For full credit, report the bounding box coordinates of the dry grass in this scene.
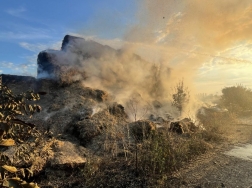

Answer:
[137,131,212,185]
[78,109,237,187]
[197,109,237,142]
[80,130,213,186]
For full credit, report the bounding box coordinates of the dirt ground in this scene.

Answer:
[166,118,252,188]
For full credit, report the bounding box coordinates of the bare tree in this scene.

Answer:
[126,96,151,177]
[126,97,150,122]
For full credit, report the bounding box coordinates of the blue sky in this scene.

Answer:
[2,0,252,94]
[0,0,137,76]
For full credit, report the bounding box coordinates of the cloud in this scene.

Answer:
[6,7,26,18]
[19,41,61,52]
[19,43,49,52]
[0,60,36,77]
[0,61,18,70]
[0,61,20,74]
[0,31,51,40]
[195,59,252,93]
[0,22,58,41]
[218,43,252,63]
[196,41,252,90]
[19,63,36,77]
[19,55,38,76]
[25,54,37,65]
[23,55,37,68]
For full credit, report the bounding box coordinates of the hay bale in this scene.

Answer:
[108,103,128,118]
[48,140,86,169]
[129,120,156,141]
[169,122,185,134]
[169,118,198,134]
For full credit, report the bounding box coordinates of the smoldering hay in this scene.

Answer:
[51,0,252,119]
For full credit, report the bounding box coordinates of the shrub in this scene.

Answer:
[220,85,252,114]
[197,108,237,142]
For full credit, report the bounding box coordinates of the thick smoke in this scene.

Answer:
[52,0,252,120]
[137,0,252,49]
[122,0,252,117]
[56,38,172,101]
[126,0,252,75]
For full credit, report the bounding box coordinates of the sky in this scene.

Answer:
[0,0,137,76]
[1,0,252,94]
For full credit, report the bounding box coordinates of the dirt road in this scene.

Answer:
[168,122,252,188]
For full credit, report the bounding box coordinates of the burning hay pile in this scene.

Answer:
[37,35,116,86]
[0,34,224,188]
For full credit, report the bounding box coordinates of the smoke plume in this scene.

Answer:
[52,0,252,119]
